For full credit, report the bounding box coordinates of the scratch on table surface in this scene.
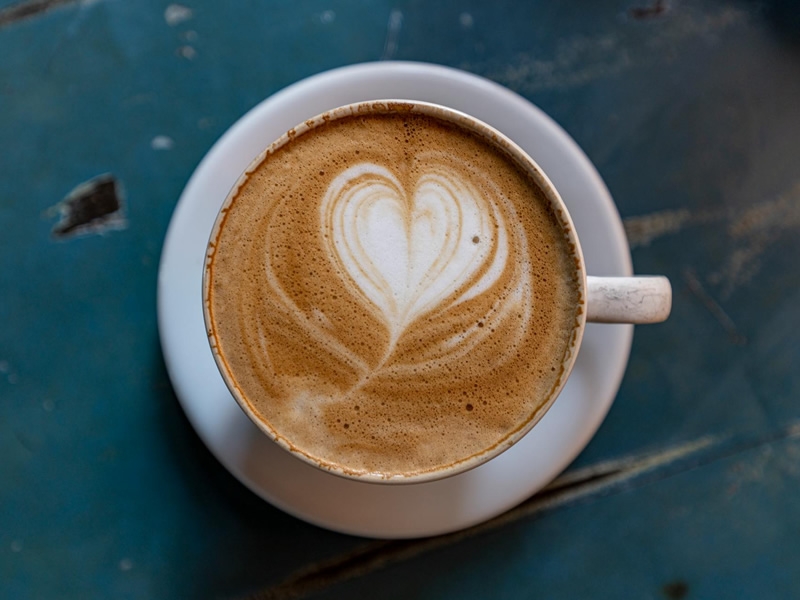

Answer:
[538,436,714,492]
[683,267,746,344]
[624,209,687,248]
[46,174,127,240]
[0,0,99,27]
[727,445,773,489]
[652,4,746,41]
[248,423,800,600]
[626,182,800,298]
[727,425,800,495]
[381,9,403,60]
[460,4,747,94]
[463,34,632,94]
[247,437,716,600]
[624,208,720,248]
[780,438,800,478]
[709,182,800,298]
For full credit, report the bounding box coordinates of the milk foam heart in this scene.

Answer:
[321,160,511,343]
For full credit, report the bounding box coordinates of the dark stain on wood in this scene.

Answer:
[662,580,689,599]
[629,0,668,20]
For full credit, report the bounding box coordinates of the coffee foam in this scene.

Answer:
[206,109,582,479]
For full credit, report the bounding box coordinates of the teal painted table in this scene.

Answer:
[2,0,799,598]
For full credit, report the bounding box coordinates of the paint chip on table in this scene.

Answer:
[151,135,174,150]
[48,174,127,239]
[0,361,17,384]
[164,4,192,26]
[177,45,196,59]
[318,9,335,24]
[119,558,133,571]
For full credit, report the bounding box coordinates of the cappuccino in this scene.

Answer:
[205,103,582,480]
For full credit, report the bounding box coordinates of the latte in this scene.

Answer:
[204,102,583,480]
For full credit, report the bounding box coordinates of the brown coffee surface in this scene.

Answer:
[205,106,582,479]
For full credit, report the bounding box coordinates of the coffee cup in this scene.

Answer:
[202,100,671,484]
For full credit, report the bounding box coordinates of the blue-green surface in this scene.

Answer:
[1,0,799,598]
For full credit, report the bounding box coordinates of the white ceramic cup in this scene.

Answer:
[203,100,671,484]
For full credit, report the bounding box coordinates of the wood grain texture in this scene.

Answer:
[1,0,799,598]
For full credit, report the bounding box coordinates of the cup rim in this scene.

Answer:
[203,99,588,484]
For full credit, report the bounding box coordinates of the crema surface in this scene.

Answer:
[206,108,582,479]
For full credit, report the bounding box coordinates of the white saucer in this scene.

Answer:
[157,62,633,538]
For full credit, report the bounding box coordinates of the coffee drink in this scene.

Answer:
[204,102,583,480]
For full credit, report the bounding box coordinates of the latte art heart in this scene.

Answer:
[321,161,511,342]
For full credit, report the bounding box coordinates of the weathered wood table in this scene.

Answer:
[2,1,798,597]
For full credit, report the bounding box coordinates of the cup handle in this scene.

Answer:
[586,276,672,324]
